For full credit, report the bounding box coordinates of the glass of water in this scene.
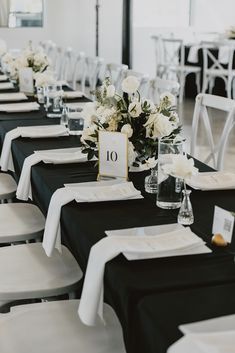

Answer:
[46,84,63,118]
[67,108,84,135]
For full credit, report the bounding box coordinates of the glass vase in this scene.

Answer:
[145,168,158,193]
[157,138,184,209]
[178,189,194,225]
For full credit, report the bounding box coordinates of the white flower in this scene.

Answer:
[128,141,138,166]
[128,101,142,118]
[121,123,133,138]
[160,92,176,106]
[144,157,158,170]
[162,154,198,180]
[34,70,55,87]
[144,113,175,139]
[170,111,179,124]
[33,53,48,69]
[142,98,156,113]
[122,76,140,94]
[82,102,98,126]
[80,125,97,145]
[107,116,118,131]
[106,84,115,98]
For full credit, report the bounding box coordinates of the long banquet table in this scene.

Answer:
[0,94,235,353]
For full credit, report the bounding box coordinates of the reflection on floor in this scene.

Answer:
[179,99,235,172]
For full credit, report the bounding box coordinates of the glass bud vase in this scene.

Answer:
[145,168,158,193]
[157,138,184,209]
[178,189,194,225]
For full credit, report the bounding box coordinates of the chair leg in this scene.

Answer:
[179,74,185,103]
[227,78,232,99]
[202,76,208,93]
[195,72,201,94]
[209,78,214,94]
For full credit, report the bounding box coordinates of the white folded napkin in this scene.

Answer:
[0,75,8,82]
[78,228,210,326]
[0,125,69,172]
[16,147,88,201]
[63,91,84,99]
[187,45,201,63]
[42,181,143,257]
[0,92,28,102]
[180,314,235,335]
[0,102,40,113]
[106,224,211,260]
[0,82,14,90]
[168,331,235,353]
[187,172,235,190]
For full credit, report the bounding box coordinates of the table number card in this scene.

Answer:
[98,131,128,179]
[212,206,235,243]
[19,68,34,95]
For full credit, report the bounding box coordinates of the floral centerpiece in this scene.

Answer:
[1,43,51,82]
[81,76,181,169]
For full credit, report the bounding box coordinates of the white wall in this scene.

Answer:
[0,0,123,63]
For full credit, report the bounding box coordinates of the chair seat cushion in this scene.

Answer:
[0,203,45,242]
[0,243,82,300]
[0,300,125,353]
[0,173,17,200]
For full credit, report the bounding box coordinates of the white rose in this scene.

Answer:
[82,102,98,126]
[128,101,142,118]
[128,141,138,166]
[142,99,156,113]
[162,154,198,180]
[143,157,158,170]
[121,123,133,138]
[144,113,175,139]
[34,71,55,87]
[106,84,115,98]
[80,125,97,145]
[122,76,140,94]
[160,92,176,107]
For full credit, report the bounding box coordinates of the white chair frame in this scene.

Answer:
[202,41,235,99]
[149,77,180,104]
[104,63,128,91]
[190,93,235,170]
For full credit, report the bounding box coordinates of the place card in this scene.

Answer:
[98,131,128,179]
[19,68,34,95]
[212,206,235,243]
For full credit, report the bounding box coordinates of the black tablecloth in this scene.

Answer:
[0,110,235,353]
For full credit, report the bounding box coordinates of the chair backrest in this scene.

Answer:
[151,35,165,76]
[104,63,128,90]
[60,47,75,83]
[161,38,185,68]
[202,41,235,75]
[123,69,149,97]
[48,44,64,80]
[149,77,180,104]
[72,51,86,91]
[190,93,235,170]
[84,56,104,97]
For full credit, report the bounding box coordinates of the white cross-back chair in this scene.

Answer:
[72,51,86,91]
[149,77,180,104]
[191,93,235,170]
[84,56,104,98]
[60,47,75,85]
[0,299,125,353]
[202,41,235,99]
[104,63,128,91]
[48,44,64,80]
[123,69,149,97]
[152,37,201,103]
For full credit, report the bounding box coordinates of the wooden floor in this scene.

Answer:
[179,98,235,172]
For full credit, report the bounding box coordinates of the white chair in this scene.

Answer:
[83,56,104,98]
[190,93,235,170]
[123,69,149,97]
[72,51,86,91]
[104,63,128,91]
[0,203,45,243]
[48,44,64,80]
[60,47,75,85]
[152,37,201,103]
[202,41,235,99]
[0,173,17,202]
[0,300,125,353]
[0,243,82,304]
[149,77,180,104]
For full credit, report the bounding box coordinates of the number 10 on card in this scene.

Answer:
[98,131,128,179]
